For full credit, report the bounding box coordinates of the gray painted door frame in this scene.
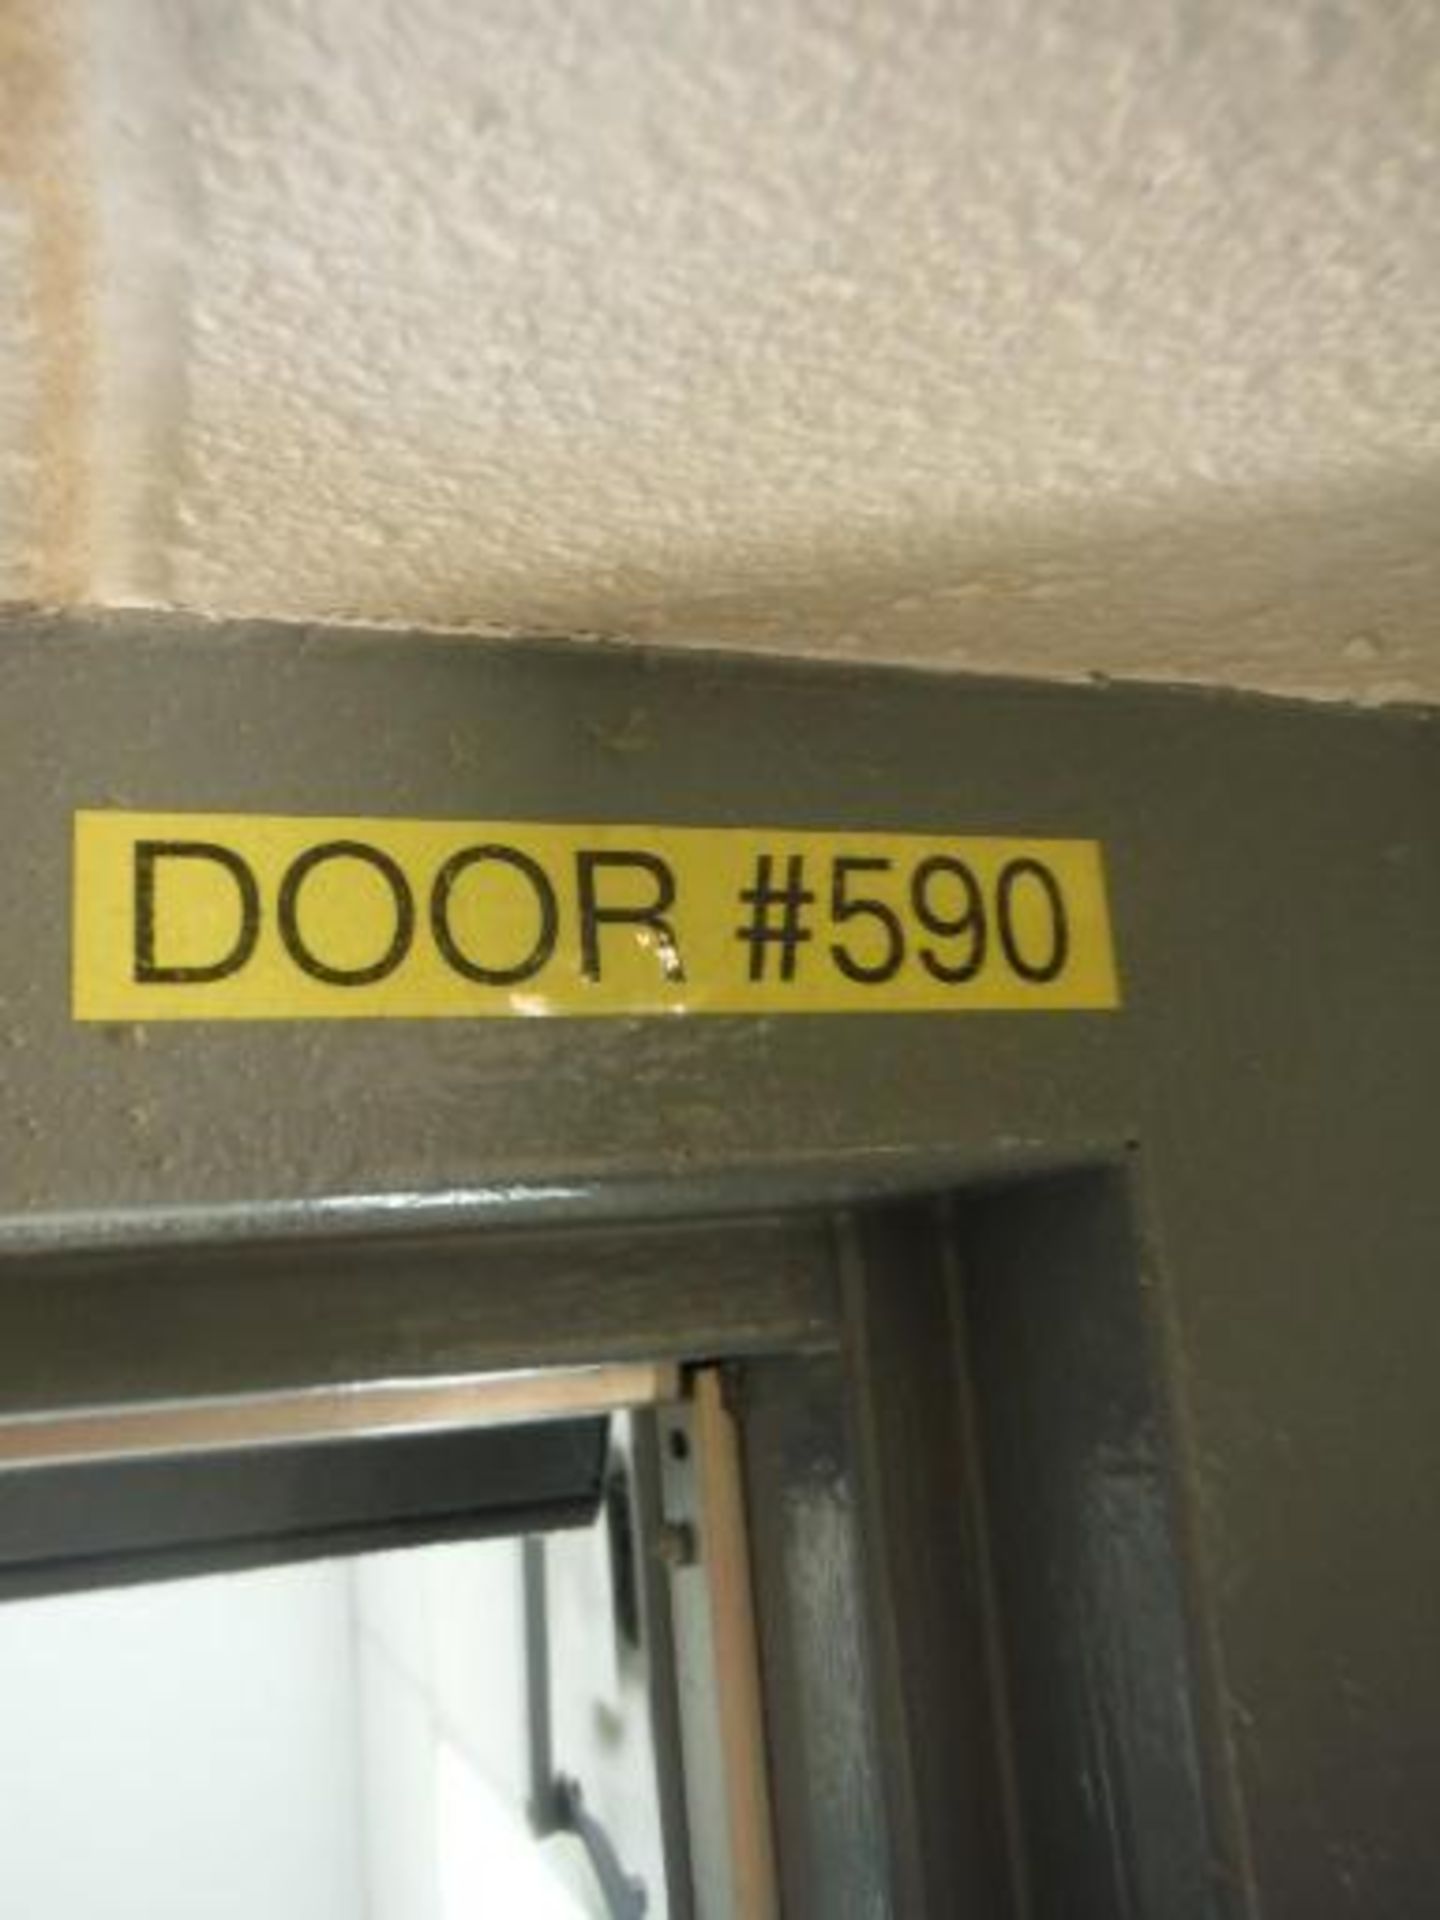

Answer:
[1,610,1436,1915]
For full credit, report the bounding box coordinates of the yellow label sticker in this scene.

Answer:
[72,811,1121,1021]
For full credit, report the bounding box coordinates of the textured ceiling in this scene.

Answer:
[1,0,1437,702]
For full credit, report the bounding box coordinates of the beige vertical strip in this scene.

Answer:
[694,1367,780,1920]
[0,0,93,602]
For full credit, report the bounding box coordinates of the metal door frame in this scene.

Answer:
[0,1172,1243,1918]
[1,610,1436,1914]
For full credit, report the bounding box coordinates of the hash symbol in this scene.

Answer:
[736,853,815,983]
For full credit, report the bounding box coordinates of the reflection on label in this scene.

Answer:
[73,810,1122,1020]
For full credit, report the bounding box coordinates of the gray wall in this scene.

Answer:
[1,611,1436,1915]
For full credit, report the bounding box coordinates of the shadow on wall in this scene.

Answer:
[341,458,1437,710]
[2,366,1436,709]
[60,457,1440,711]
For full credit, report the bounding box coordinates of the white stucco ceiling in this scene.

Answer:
[1,0,1437,701]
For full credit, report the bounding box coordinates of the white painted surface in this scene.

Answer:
[353,1539,612,1919]
[352,1537,536,1918]
[353,1508,668,1916]
[0,1562,365,1920]
[0,1537,660,1919]
[1,0,1437,701]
